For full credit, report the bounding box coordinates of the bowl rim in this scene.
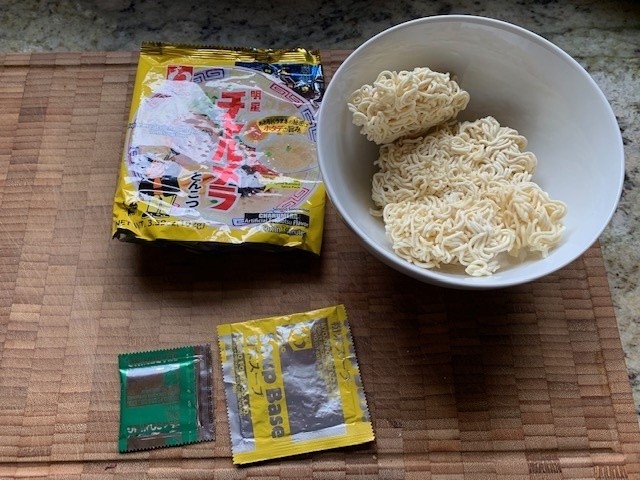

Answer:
[317,14,624,289]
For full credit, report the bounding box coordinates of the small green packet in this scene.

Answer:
[118,344,214,452]
[217,304,374,464]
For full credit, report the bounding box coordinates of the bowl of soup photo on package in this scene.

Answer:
[317,15,624,289]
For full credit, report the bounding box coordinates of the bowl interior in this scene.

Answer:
[318,15,623,288]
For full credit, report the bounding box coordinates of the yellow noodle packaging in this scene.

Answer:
[217,305,374,464]
[112,42,326,254]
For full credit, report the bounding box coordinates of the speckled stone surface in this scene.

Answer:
[1,0,639,412]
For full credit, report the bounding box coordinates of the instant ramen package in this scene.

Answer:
[112,42,326,254]
[217,305,374,464]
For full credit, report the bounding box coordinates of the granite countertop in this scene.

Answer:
[1,0,639,412]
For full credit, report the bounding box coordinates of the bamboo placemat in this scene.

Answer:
[0,50,639,479]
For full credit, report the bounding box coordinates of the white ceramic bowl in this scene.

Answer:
[317,15,624,289]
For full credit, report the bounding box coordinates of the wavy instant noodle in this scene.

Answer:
[373,117,567,276]
[347,67,469,145]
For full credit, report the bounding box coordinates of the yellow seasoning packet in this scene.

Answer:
[112,42,326,254]
[217,305,374,464]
